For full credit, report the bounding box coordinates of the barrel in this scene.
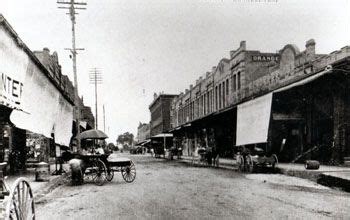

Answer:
[35,162,50,181]
[305,160,320,170]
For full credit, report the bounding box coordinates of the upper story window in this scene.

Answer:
[237,72,241,90]
[219,83,222,109]
[215,86,218,110]
[222,81,225,108]
[226,79,229,95]
[233,74,237,91]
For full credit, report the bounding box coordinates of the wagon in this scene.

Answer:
[69,129,136,186]
[77,154,136,186]
[152,144,165,158]
[0,162,35,220]
[236,146,278,173]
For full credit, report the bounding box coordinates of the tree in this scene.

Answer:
[116,132,134,149]
[107,142,117,152]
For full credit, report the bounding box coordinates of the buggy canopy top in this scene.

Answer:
[79,129,108,140]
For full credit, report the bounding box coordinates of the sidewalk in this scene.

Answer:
[179,155,237,170]
[5,163,68,203]
[178,155,350,192]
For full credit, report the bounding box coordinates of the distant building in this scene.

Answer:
[149,93,178,137]
[149,93,178,153]
[137,122,150,144]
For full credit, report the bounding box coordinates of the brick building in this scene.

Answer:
[149,93,178,152]
[171,39,350,164]
[149,93,178,136]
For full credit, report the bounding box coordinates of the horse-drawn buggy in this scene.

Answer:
[236,145,278,173]
[66,129,136,186]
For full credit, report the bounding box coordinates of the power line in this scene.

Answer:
[57,0,87,153]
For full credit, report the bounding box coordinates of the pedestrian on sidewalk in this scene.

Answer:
[177,146,182,159]
[206,146,213,166]
[212,145,219,167]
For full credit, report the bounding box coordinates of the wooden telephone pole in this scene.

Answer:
[89,68,103,130]
[57,0,87,152]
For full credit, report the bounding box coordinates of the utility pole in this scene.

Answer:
[103,104,106,132]
[89,68,102,130]
[57,0,87,153]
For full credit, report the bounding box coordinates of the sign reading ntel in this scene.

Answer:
[1,72,24,104]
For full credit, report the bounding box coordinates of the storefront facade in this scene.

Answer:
[0,15,88,171]
[171,39,350,164]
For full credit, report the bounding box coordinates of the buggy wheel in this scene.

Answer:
[246,155,254,173]
[5,178,35,220]
[91,159,107,186]
[237,155,245,172]
[121,161,136,183]
[271,154,278,170]
[106,168,114,182]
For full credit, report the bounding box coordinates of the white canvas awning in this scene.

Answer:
[236,93,273,146]
[53,100,74,146]
[10,62,73,146]
[152,133,173,138]
[73,120,87,129]
[0,26,29,110]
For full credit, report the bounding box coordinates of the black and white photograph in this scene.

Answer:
[0,0,350,219]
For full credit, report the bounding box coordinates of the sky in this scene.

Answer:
[1,0,350,142]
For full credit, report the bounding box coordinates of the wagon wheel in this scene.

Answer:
[237,155,245,172]
[5,178,35,220]
[106,167,114,182]
[91,159,107,186]
[245,155,254,173]
[271,154,278,170]
[121,161,136,183]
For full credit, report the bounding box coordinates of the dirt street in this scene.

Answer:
[36,154,350,219]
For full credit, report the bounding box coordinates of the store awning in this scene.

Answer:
[274,67,332,93]
[10,67,74,146]
[236,93,273,146]
[183,123,191,127]
[0,27,29,111]
[152,133,173,138]
[136,140,146,146]
[73,120,88,129]
[141,140,151,146]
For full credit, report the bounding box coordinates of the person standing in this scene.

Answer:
[206,145,213,166]
[212,145,219,167]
